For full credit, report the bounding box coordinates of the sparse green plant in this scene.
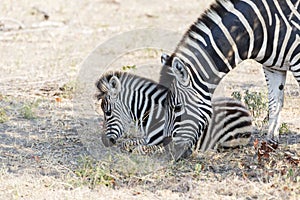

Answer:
[194,163,204,175]
[59,81,77,99]
[282,168,299,182]
[231,90,268,129]
[279,122,290,134]
[122,65,137,71]
[74,156,115,188]
[288,168,294,178]
[243,90,268,119]
[19,100,40,119]
[0,107,8,123]
[231,91,242,101]
[236,90,290,135]
[20,104,35,119]
[145,48,161,58]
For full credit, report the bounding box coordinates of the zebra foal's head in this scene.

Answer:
[95,71,128,147]
[161,53,212,160]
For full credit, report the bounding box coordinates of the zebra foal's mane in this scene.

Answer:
[95,70,166,100]
[95,71,122,100]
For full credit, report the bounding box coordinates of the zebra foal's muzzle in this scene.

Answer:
[101,133,117,147]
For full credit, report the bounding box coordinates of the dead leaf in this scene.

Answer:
[55,97,62,103]
[242,172,248,180]
[284,152,300,166]
[253,138,259,149]
[32,155,41,163]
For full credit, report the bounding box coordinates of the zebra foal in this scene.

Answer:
[160,0,300,159]
[95,71,253,154]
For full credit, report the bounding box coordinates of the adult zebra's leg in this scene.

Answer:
[263,67,287,143]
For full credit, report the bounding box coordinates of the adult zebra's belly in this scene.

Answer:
[267,65,289,71]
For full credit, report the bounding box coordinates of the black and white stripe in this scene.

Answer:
[95,71,252,154]
[162,0,299,159]
[96,71,167,147]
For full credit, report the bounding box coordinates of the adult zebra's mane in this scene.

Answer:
[171,0,234,59]
[158,0,240,88]
[159,0,236,88]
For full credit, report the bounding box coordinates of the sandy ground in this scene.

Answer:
[0,0,300,199]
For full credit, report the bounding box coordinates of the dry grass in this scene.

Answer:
[0,0,299,199]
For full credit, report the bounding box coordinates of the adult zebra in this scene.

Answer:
[161,0,300,160]
[95,71,252,154]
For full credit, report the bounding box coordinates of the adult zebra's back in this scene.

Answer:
[161,0,300,160]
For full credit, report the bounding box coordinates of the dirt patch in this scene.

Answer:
[0,0,299,199]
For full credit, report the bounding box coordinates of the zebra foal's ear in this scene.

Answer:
[172,57,189,85]
[108,76,121,98]
[161,53,170,66]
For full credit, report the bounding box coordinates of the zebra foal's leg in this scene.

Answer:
[263,67,287,144]
[132,144,166,155]
[121,138,146,152]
